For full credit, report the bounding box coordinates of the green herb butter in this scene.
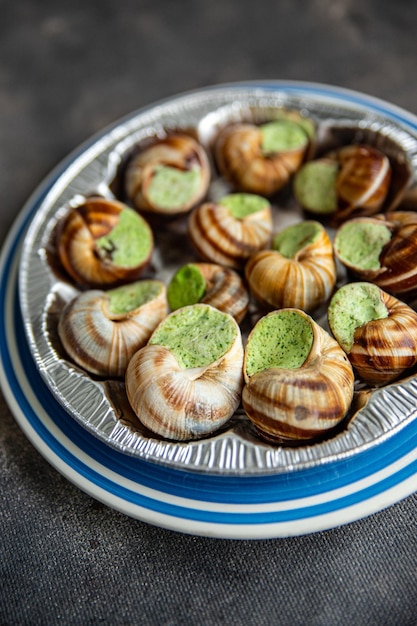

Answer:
[107,280,163,315]
[273,221,322,258]
[95,208,152,268]
[219,193,269,219]
[150,304,237,369]
[334,221,392,270]
[147,165,201,210]
[260,120,309,154]
[167,264,206,311]
[293,160,339,214]
[328,282,388,353]
[245,310,314,376]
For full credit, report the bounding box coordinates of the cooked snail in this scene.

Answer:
[58,280,168,378]
[56,197,154,288]
[242,308,354,443]
[328,282,417,385]
[215,113,313,196]
[124,133,211,216]
[293,144,391,223]
[167,262,249,323]
[245,220,336,312]
[334,211,417,296]
[125,303,244,440]
[188,193,273,269]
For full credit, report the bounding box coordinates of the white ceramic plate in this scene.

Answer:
[1,81,417,538]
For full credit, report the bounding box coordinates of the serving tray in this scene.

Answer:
[2,82,416,538]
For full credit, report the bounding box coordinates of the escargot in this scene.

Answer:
[328,282,417,385]
[215,112,314,196]
[167,262,249,323]
[125,303,244,441]
[124,133,211,216]
[242,308,354,444]
[58,280,168,378]
[245,220,337,312]
[188,192,273,269]
[56,197,154,288]
[334,211,417,297]
[293,144,391,223]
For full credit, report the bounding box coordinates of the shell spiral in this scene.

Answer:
[242,312,354,443]
[56,197,153,288]
[333,145,391,222]
[334,212,417,297]
[197,263,249,323]
[375,212,417,296]
[215,123,307,196]
[125,333,244,441]
[188,201,273,269]
[124,133,211,215]
[58,285,168,378]
[245,226,336,312]
[347,290,417,385]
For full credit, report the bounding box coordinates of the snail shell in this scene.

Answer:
[374,211,417,296]
[334,145,391,221]
[167,262,250,323]
[328,282,417,385]
[242,309,354,443]
[245,220,337,312]
[124,133,211,215]
[56,197,154,288]
[334,211,417,296]
[188,195,273,269]
[293,145,392,224]
[311,124,411,213]
[215,118,311,196]
[125,304,244,441]
[58,280,168,378]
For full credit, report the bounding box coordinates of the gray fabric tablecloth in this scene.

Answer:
[1,1,416,624]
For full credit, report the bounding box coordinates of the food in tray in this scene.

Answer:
[328,282,417,385]
[56,197,154,287]
[58,280,167,378]
[242,309,354,443]
[334,211,417,296]
[293,144,391,222]
[167,262,249,323]
[188,192,273,268]
[125,303,244,440]
[214,111,315,195]
[245,220,336,312]
[124,132,211,216]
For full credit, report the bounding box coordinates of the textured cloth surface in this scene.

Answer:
[1,1,417,624]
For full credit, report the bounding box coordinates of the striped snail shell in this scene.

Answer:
[125,304,244,441]
[293,144,392,224]
[245,220,337,312]
[334,211,417,296]
[215,115,312,196]
[328,282,417,385]
[242,309,354,444]
[167,262,250,323]
[335,144,391,220]
[56,197,154,288]
[58,280,168,378]
[188,193,273,269]
[124,133,211,216]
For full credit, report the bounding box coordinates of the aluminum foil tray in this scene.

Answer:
[18,82,417,474]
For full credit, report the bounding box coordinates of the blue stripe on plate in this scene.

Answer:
[1,82,417,528]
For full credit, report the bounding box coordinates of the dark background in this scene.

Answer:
[1,1,417,624]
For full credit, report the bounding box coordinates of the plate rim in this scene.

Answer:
[1,80,417,538]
